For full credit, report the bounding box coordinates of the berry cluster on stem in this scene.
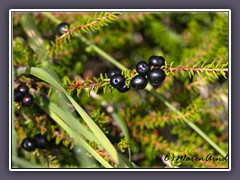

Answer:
[108,55,166,92]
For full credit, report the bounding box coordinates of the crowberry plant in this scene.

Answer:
[12,11,229,169]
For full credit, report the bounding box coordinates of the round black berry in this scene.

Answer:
[34,134,49,149]
[117,84,130,93]
[110,74,125,89]
[130,75,148,90]
[17,83,29,95]
[22,94,34,106]
[148,55,165,67]
[14,89,23,102]
[21,137,37,152]
[107,68,121,78]
[136,61,150,76]
[147,69,166,84]
[56,22,69,36]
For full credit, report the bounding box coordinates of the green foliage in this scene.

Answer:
[47,12,122,56]
[12,11,229,169]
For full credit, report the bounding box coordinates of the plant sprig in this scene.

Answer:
[163,60,228,79]
[49,12,122,56]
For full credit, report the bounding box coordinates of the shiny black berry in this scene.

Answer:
[107,68,121,78]
[34,134,49,149]
[17,83,29,95]
[14,89,23,102]
[147,69,166,84]
[110,74,125,89]
[148,55,165,67]
[136,61,150,76]
[117,84,130,93]
[130,75,148,90]
[56,22,69,36]
[21,137,37,152]
[22,94,34,106]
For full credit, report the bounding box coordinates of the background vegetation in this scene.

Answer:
[12,11,229,169]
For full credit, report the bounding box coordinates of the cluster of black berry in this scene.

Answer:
[21,134,49,152]
[132,55,166,89]
[14,83,34,106]
[108,55,166,92]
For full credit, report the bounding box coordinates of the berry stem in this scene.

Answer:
[67,78,110,90]
[56,13,117,41]
[165,67,228,72]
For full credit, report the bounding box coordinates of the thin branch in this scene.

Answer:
[128,110,194,126]
[57,12,117,41]
[165,67,228,72]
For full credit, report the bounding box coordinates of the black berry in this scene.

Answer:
[147,69,166,84]
[107,69,121,78]
[17,83,29,95]
[136,61,150,76]
[110,74,125,89]
[22,94,34,106]
[56,22,69,36]
[148,55,165,67]
[21,137,37,152]
[117,84,130,93]
[130,75,148,90]
[14,89,23,102]
[34,134,49,149]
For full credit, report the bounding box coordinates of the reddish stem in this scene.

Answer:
[165,67,228,72]
[57,13,116,41]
